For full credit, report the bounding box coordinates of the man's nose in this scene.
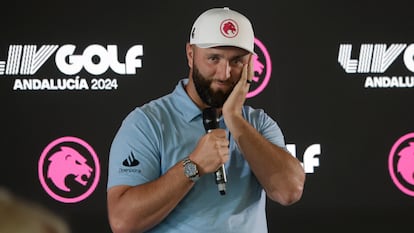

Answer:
[217,61,231,80]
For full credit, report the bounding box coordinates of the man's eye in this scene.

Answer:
[232,59,243,66]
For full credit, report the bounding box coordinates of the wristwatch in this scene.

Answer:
[183,157,200,182]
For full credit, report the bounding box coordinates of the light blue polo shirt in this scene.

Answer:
[108,79,287,233]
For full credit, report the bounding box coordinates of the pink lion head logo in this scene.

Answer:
[220,20,238,38]
[397,142,414,185]
[47,146,93,192]
[388,133,414,197]
[39,136,100,203]
[252,55,265,83]
[246,38,272,99]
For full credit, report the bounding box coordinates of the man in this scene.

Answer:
[107,7,305,233]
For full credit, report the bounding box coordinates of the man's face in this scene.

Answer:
[192,65,231,108]
[191,46,250,108]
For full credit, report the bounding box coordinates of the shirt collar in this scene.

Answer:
[172,78,203,123]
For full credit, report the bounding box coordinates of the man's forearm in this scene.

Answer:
[108,161,194,233]
[225,114,305,205]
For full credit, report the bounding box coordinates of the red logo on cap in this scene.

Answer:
[220,19,238,38]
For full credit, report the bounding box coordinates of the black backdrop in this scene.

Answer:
[1,0,414,232]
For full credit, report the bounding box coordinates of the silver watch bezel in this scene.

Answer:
[183,157,199,182]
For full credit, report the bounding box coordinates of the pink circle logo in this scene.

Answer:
[388,132,414,197]
[247,38,272,98]
[38,136,100,203]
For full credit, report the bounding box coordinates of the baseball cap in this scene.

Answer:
[189,7,255,54]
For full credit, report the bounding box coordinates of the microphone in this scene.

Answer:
[202,107,227,195]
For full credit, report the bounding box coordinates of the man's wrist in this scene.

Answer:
[182,157,200,182]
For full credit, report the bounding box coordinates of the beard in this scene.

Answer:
[192,65,235,108]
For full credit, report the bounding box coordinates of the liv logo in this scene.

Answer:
[388,133,414,197]
[248,38,272,98]
[38,136,100,203]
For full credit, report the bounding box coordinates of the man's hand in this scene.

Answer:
[189,129,229,176]
[222,54,253,118]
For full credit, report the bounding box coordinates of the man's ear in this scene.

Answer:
[186,43,194,68]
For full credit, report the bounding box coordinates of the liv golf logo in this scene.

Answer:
[0,44,143,91]
[338,43,414,88]
[0,40,272,95]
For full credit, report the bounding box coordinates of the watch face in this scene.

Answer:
[183,158,199,182]
[185,162,197,176]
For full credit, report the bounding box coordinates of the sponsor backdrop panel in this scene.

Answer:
[1,1,413,232]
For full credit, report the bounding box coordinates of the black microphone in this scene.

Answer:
[202,107,227,195]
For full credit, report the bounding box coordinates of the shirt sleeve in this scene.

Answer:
[107,108,161,190]
[244,107,287,150]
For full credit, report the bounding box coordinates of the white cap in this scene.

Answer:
[190,7,255,54]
